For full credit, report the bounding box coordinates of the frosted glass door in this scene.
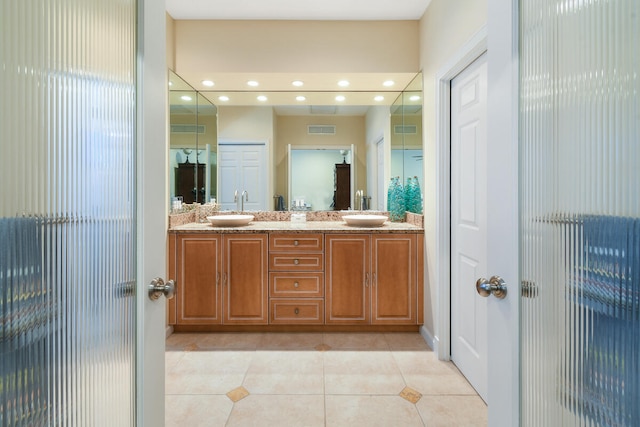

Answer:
[520,0,639,425]
[1,0,138,425]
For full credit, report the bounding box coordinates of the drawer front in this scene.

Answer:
[270,298,324,324]
[269,272,324,298]
[269,233,323,252]
[269,253,324,271]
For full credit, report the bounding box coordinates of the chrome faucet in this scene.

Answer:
[234,190,239,210]
[241,190,248,212]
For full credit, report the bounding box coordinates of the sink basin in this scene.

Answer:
[207,214,254,227]
[342,214,388,227]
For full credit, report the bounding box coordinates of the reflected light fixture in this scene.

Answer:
[296,95,306,101]
[374,95,385,102]
[257,95,268,102]
[201,80,214,87]
[180,95,192,101]
[218,95,229,102]
[335,95,346,102]
[409,95,421,101]
[338,80,350,87]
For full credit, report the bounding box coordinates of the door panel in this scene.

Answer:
[325,235,369,324]
[219,143,267,211]
[451,52,488,401]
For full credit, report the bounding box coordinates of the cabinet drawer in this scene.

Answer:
[269,272,324,298]
[269,253,324,271]
[270,298,324,324]
[269,233,323,252]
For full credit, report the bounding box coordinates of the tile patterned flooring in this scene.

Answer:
[165,332,487,426]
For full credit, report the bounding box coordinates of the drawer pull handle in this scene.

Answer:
[293,259,299,265]
[294,240,299,246]
[294,308,299,315]
[294,281,299,288]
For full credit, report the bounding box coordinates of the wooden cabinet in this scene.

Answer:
[333,163,350,210]
[269,233,325,324]
[175,162,205,204]
[223,234,269,325]
[325,234,419,325]
[171,233,267,325]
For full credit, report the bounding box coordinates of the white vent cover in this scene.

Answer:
[171,124,205,134]
[394,125,417,134]
[308,125,336,135]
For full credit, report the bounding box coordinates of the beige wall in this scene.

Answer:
[166,14,175,70]
[174,20,419,73]
[419,0,487,341]
[275,115,367,205]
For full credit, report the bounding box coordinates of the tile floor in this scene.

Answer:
[165,332,487,426]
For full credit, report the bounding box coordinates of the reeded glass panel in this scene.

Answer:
[1,0,137,425]
[520,0,639,426]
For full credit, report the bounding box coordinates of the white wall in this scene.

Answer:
[365,105,392,210]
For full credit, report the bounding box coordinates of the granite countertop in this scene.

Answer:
[169,220,423,234]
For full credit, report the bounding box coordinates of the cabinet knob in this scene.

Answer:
[293,258,299,265]
[294,240,299,246]
[294,308,299,315]
[293,281,299,288]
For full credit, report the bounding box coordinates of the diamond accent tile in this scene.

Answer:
[184,343,199,352]
[400,386,422,404]
[226,386,250,402]
[315,343,332,352]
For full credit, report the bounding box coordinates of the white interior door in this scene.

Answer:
[218,143,268,211]
[450,53,488,401]
[376,138,385,211]
[138,0,168,424]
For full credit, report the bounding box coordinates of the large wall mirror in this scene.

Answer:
[391,73,423,212]
[168,71,422,213]
[168,71,217,209]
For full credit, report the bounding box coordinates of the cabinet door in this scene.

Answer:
[176,234,222,324]
[325,234,369,324]
[371,234,417,324]
[223,234,268,324]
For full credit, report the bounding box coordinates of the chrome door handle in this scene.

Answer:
[148,277,175,301]
[476,276,507,299]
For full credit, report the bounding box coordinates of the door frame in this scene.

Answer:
[434,26,487,361]
[137,0,168,425]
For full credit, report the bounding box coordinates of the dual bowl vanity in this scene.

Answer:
[167,210,424,332]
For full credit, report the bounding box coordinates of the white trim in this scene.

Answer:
[435,26,488,362]
[419,325,437,352]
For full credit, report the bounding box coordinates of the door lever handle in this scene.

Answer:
[476,276,507,299]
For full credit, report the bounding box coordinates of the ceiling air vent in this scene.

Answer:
[394,125,417,135]
[308,125,336,135]
[171,124,205,134]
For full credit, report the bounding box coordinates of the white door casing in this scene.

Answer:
[450,52,488,401]
[377,138,385,211]
[137,0,167,425]
[218,142,268,211]
[436,13,519,425]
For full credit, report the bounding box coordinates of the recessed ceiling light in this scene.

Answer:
[409,95,421,101]
[247,80,259,87]
[180,95,192,101]
[374,95,385,102]
[201,80,214,87]
[218,95,229,102]
[292,80,304,87]
[296,95,306,101]
[338,80,350,87]
[335,95,346,102]
[383,80,395,87]
[257,95,268,102]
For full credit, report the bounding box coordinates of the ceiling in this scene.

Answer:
[166,0,431,113]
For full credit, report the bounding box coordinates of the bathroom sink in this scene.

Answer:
[342,214,388,227]
[207,214,254,227]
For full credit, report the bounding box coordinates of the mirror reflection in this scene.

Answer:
[168,71,217,207]
[168,71,422,213]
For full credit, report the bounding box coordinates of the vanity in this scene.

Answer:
[167,211,424,332]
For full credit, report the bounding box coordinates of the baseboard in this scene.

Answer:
[165,325,173,338]
[419,325,437,353]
